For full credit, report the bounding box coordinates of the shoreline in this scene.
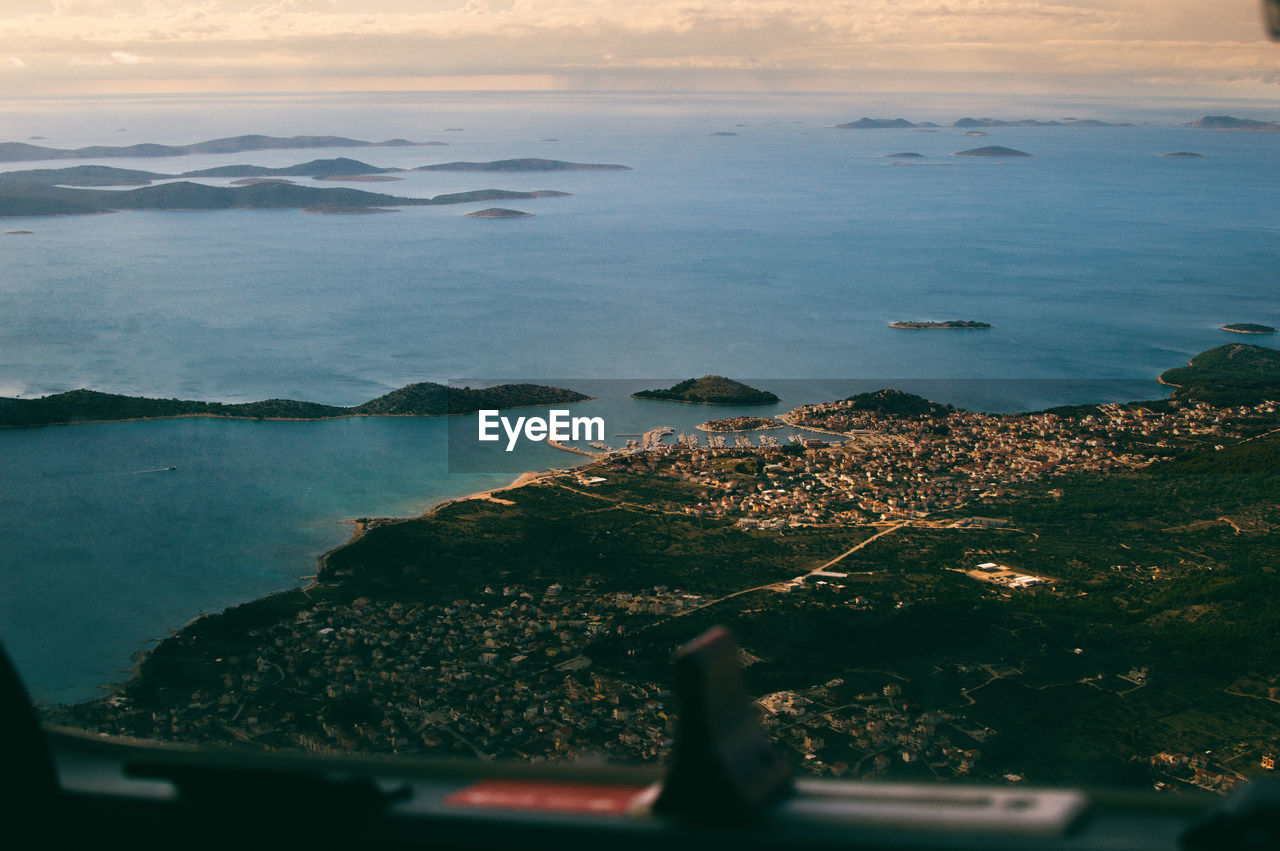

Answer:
[0,395,596,431]
[88,462,585,705]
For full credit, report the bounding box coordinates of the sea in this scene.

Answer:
[0,91,1276,704]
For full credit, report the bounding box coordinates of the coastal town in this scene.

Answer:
[70,385,1280,793]
[599,393,1277,530]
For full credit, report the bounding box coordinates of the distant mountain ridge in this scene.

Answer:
[1182,115,1280,131]
[836,116,1124,129]
[0,135,426,163]
[0,383,591,428]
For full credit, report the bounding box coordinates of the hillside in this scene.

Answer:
[633,376,779,405]
[840,388,954,418]
[0,383,590,428]
[1159,343,1280,406]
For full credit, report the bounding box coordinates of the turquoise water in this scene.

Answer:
[0,92,1277,702]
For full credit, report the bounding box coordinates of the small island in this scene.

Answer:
[415,158,629,172]
[884,152,925,159]
[1221,323,1277,335]
[696,415,782,432]
[465,208,533,218]
[890,320,991,330]
[0,383,590,428]
[952,146,1032,158]
[632,376,779,405]
[314,175,405,182]
[1161,152,1205,158]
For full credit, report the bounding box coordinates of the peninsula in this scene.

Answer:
[0,182,569,217]
[632,376,779,405]
[1158,343,1280,406]
[890,320,991,330]
[0,383,590,428]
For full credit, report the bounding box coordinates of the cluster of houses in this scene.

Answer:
[602,398,1278,528]
[95,584,713,763]
[756,681,989,779]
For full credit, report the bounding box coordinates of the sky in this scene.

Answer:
[0,0,1277,97]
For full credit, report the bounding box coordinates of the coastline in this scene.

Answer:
[0,395,597,430]
[776,411,856,439]
[92,462,584,706]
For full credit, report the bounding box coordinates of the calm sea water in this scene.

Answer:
[1,92,1277,702]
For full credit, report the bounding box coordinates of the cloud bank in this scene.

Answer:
[1,0,1276,94]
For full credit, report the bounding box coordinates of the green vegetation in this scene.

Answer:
[841,389,953,418]
[62,345,1280,789]
[1159,343,1280,406]
[1221,323,1276,334]
[0,383,589,428]
[633,376,779,405]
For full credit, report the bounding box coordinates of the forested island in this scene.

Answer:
[1221,323,1276,335]
[0,182,569,217]
[1183,115,1280,131]
[0,383,590,428]
[0,134,427,163]
[633,376,779,405]
[890,320,991,330]
[415,159,629,172]
[465,208,533,218]
[0,158,632,188]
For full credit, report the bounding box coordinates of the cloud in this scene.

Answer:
[0,0,1275,93]
[7,56,26,68]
